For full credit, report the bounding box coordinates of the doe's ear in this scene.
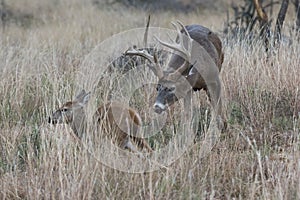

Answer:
[75,89,87,100]
[76,90,91,107]
[81,92,91,105]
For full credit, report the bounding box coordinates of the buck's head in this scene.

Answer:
[154,71,193,113]
[126,21,193,114]
[154,79,177,113]
[48,90,91,124]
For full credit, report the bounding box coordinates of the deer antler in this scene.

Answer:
[124,15,164,79]
[125,47,164,79]
[143,15,151,47]
[155,21,192,60]
[155,21,193,79]
[125,21,194,81]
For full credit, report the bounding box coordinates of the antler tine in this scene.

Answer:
[176,20,193,53]
[176,20,191,39]
[155,21,192,61]
[125,47,164,79]
[171,21,182,43]
[125,47,154,63]
[154,21,194,80]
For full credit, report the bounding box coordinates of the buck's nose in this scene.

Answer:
[153,102,166,114]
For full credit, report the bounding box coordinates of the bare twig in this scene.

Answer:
[253,0,271,52]
[293,0,300,33]
[275,0,289,45]
[143,15,151,47]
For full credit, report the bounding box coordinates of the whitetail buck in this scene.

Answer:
[48,90,153,153]
[126,21,227,130]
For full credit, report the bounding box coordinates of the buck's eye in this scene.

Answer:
[167,87,175,92]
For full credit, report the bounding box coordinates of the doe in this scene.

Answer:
[48,90,153,154]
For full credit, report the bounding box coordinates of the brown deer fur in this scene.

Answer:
[49,90,153,153]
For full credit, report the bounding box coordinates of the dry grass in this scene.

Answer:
[0,0,300,199]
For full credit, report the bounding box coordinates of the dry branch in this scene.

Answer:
[293,0,300,32]
[253,0,271,52]
[275,0,289,44]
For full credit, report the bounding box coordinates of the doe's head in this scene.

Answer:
[48,90,91,124]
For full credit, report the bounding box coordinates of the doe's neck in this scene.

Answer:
[70,108,87,139]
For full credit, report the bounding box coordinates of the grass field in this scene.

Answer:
[0,0,300,199]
